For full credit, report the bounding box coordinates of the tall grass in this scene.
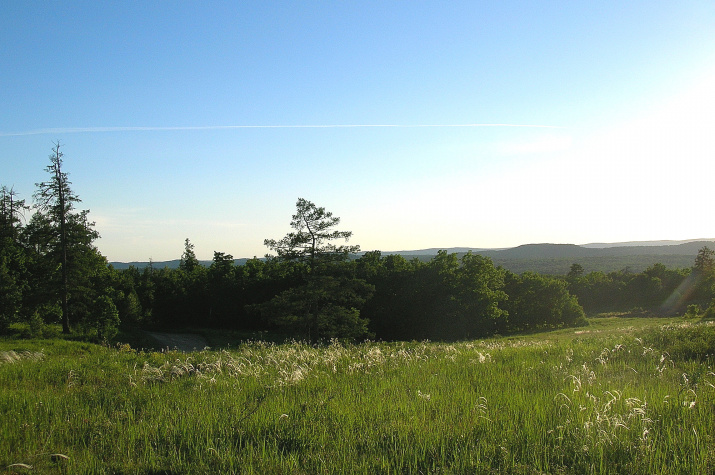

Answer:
[1,320,713,474]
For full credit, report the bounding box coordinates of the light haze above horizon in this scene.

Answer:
[2,2,714,262]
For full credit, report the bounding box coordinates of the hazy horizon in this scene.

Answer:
[106,237,715,264]
[2,2,713,262]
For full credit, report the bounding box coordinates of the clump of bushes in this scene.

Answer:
[703,300,715,321]
[640,322,715,362]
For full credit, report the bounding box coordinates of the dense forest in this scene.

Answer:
[2,145,715,342]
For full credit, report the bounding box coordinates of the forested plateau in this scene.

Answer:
[2,145,715,343]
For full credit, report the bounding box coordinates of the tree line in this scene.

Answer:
[2,145,714,341]
[1,143,116,339]
[565,249,715,316]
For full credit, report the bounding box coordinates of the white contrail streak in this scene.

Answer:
[0,123,564,137]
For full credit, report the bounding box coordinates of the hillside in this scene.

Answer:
[383,240,715,274]
[2,319,713,473]
[109,239,715,274]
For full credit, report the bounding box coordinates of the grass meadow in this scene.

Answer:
[1,317,714,474]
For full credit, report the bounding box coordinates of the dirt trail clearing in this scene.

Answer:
[147,332,209,352]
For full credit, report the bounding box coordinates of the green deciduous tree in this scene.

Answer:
[505,271,586,331]
[357,251,508,340]
[422,251,508,339]
[92,295,120,341]
[454,252,509,336]
[567,263,584,279]
[258,276,373,340]
[694,246,715,275]
[692,246,715,303]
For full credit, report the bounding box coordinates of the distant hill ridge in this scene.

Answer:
[480,240,715,259]
[579,238,715,248]
[109,238,715,271]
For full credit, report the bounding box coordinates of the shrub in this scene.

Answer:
[92,295,121,342]
[640,322,715,361]
[684,304,701,319]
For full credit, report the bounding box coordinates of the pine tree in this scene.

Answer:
[264,198,360,272]
[33,142,99,333]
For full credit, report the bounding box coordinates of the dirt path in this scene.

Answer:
[146,331,209,352]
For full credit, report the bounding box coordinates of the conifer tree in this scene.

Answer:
[33,142,99,333]
[264,198,360,272]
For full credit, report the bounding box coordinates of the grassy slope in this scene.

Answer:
[1,318,713,474]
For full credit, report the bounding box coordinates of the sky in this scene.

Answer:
[1,1,714,262]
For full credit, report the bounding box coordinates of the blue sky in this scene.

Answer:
[2,1,714,262]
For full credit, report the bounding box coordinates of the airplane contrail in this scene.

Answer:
[0,123,564,137]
